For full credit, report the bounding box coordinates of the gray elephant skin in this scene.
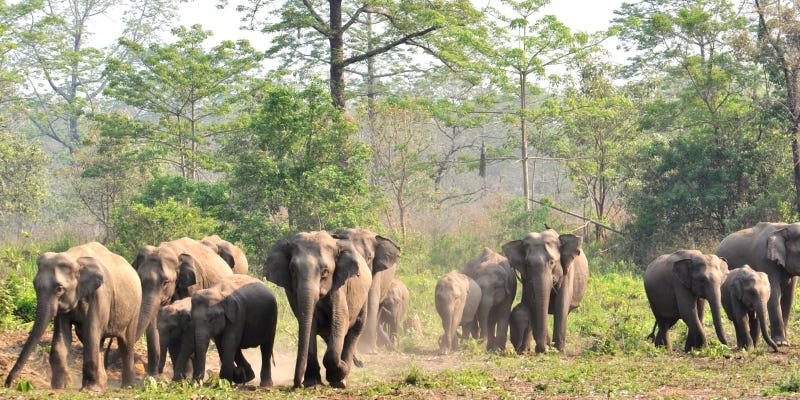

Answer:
[377,278,409,350]
[462,247,517,352]
[264,231,372,389]
[201,235,249,274]
[332,227,400,354]
[156,297,194,380]
[716,222,800,346]
[509,301,532,354]
[721,265,778,352]
[503,229,588,353]
[4,242,141,392]
[644,249,729,351]
[133,236,233,375]
[435,270,481,354]
[192,274,278,387]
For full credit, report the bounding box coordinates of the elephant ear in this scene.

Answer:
[177,253,198,294]
[264,239,293,288]
[334,242,364,288]
[672,258,696,291]
[217,246,236,270]
[75,257,105,301]
[767,228,788,267]
[558,234,583,274]
[502,240,526,276]
[132,246,155,270]
[222,297,239,323]
[373,235,400,273]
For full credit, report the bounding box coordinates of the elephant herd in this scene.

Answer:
[7,221,800,392]
[644,221,800,354]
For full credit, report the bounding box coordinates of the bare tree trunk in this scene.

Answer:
[520,71,530,211]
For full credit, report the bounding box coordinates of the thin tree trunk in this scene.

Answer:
[520,71,530,211]
[329,0,346,109]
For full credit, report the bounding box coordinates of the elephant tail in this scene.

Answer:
[647,321,657,340]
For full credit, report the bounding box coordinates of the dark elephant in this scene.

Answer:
[509,301,532,355]
[156,297,194,380]
[462,247,517,352]
[644,249,729,351]
[192,275,278,387]
[716,222,800,346]
[264,231,372,388]
[133,237,233,375]
[4,242,141,392]
[332,228,400,354]
[721,265,778,352]
[502,229,589,353]
[377,278,410,350]
[201,235,249,274]
[435,270,481,354]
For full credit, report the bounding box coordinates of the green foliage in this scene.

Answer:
[492,198,562,243]
[110,198,218,259]
[224,83,376,260]
[0,131,48,218]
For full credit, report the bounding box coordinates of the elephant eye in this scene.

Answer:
[320,268,330,279]
[54,285,64,295]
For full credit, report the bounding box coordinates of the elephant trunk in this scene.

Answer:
[708,287,728,346]
[158,333,170,375]
[323,287,349,386]
[293,287,318,388]
[5,297,57,387]
[138,294,162,375]
[193,327,210,382]
[530,272,552,354]
[758,302,779,352]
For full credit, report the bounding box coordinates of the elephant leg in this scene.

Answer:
[303,331,323,387]
[778,277,797,345]
[654,318,676,350]
[80,322,106,392]
[118,329,137,387]
[749,313,762,348]
[50,317,72,389]
[234,349,255,383]
[678,295,705,352]
[731,302,752,350]
[330,308,366,389]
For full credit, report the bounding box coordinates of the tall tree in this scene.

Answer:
[102,25,264,180]
[755,0,800,215]
[231,0,485,109]
[0,129,47,218]
[13,0,177,153]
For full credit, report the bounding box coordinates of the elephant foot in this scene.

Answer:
[259,379,273,388]
[82,383,104,394]
[353,355,364,368]
[330,379,347,389]
[773,336,791,347]
[302,377,324,388]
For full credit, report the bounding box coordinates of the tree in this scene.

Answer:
[13,0,177,153]
[485,0,593,211]
[0,129,47,218]
[232,0,485,109]
[225,83,376,256]
[103,25,264,180]
[547,60,638,240]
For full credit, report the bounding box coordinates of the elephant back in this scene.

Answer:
[165,237,233,289]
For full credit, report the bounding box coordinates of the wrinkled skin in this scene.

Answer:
[264,231,372,389]
[4,242,141,392]
[462,248,516,352]
[644,250,729,352]
[133,237,233,375]
[721,266,779,352]
[377,279,409,350]
[716,222,800,346]
[192,275,278,387]
[502,229,589,354]
[332,228,400,355]
[156,297,194,380]
[435,270,481,355]
[201,235,249,275]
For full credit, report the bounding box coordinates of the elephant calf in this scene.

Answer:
[192,275,278,387]
[377,279,410,350]
[644,249,729,351]
[721,266,779,352]
[509,301,532,354]
[435,270,481,354]
[157,297,194,380]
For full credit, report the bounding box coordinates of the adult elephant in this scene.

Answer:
[4,242,141,392]
[716,222,800,346]
[435,270,481,355]
[133,236,233,375]
[377,279,410,350]
[462,247,517,352]
[502,229,589,354]
[201,235,249,274]
[644,249,729,351]
[332,228,400,354]
[721,265,778,352]
[264,231,372,389]
[192,275,278,387]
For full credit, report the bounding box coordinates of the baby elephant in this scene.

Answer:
[192,275,278,386]
[378,279,410,350]
[157,297,194,380]
[721,265,779,352]
[509,302,532,354]
[435,270,481,354]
